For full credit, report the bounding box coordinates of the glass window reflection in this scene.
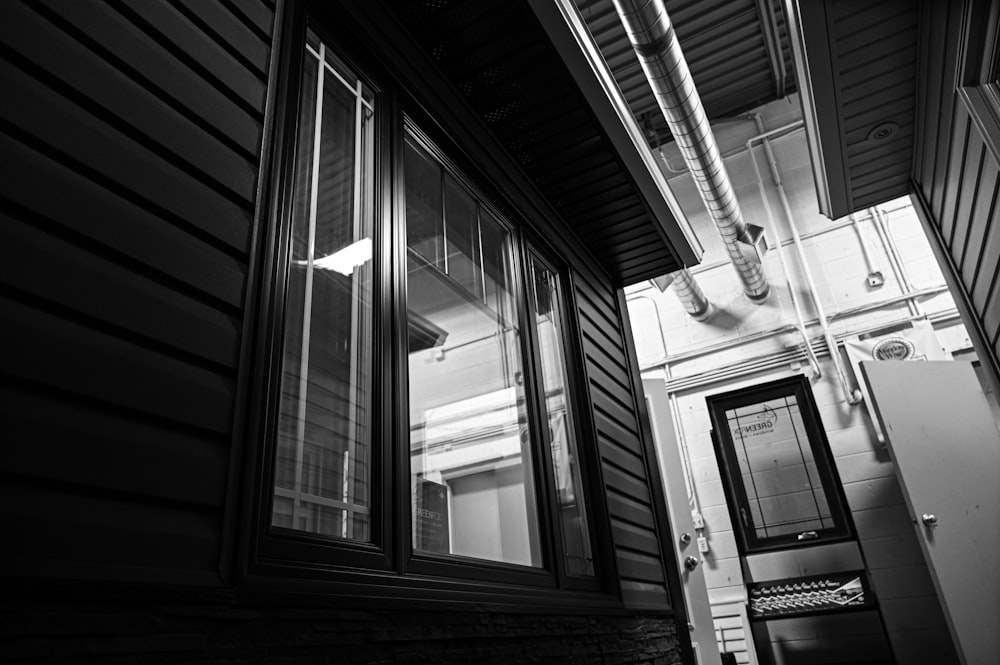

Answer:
[405,136,542,567]
[271,40,374,543]
[530,257,594,576]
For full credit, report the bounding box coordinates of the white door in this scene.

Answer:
[644,378,722,665]
[861,360,1000,665]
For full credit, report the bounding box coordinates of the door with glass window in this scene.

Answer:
[708,376,853,555]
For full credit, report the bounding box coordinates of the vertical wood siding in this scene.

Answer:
[936,94,1000,360]
[573,264,673,609]
[0,0,275,583]
[913,0,1000,380]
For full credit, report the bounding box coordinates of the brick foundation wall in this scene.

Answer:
[3,599,683,664]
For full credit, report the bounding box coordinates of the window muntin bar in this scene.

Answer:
[306,43,375,113]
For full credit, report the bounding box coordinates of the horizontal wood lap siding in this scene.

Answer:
[572,267,671,608]
[0,0,275,581]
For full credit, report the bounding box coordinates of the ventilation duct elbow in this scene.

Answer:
[652,268,712,321]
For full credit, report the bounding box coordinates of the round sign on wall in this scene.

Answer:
[871,337,916,361]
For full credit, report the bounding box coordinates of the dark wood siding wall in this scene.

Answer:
[913,0,1000,384]
[912,1,967,218]
[572,264,673,609]
[0,0,678,614]
[0,0,275,583]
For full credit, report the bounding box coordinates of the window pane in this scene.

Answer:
[480,208,509,314]
[271,42,374,543]
[444,175,480,295]
[404,141,443,267]
[727,396,833,539]
[405,137,542,567]
[531,258,594,576]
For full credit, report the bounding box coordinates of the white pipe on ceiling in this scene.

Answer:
[750,115,862,404]
[746,129,823,379]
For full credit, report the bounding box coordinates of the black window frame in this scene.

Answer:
[707,375,855,555]
[251,19,394,577]
[243,12,615,605]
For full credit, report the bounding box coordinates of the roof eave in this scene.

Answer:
[783,0,852,220]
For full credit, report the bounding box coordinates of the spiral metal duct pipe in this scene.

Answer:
[651,269,711,320]
[614,0,770,303]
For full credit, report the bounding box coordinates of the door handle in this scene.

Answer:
[797,531,819,541]
[921,513,938,528]
[684,556,699,571]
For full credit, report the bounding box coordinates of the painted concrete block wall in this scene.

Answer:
[628,97,967,665]
[635,265,963,665]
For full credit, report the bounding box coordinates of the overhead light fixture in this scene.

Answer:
[867,122,898,143]
[301,237,373,275]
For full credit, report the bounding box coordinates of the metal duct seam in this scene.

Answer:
[614,0,770,303]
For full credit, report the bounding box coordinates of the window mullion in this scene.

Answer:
[441,166,449,274]
[343,77,366,540]
[525,248,589,588]
[476,205,486,302]
[291,43,328,529]
[393,105,411,575]
[515,237,562,581]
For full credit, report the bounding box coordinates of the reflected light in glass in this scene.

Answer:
[312,237,373,274]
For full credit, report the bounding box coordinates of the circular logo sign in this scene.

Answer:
[871,337,915,361]
[757,406,778,428]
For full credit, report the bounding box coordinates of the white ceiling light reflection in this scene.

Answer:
[296,237,373,275]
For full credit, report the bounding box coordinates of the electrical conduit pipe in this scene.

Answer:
[751,116,862,404]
